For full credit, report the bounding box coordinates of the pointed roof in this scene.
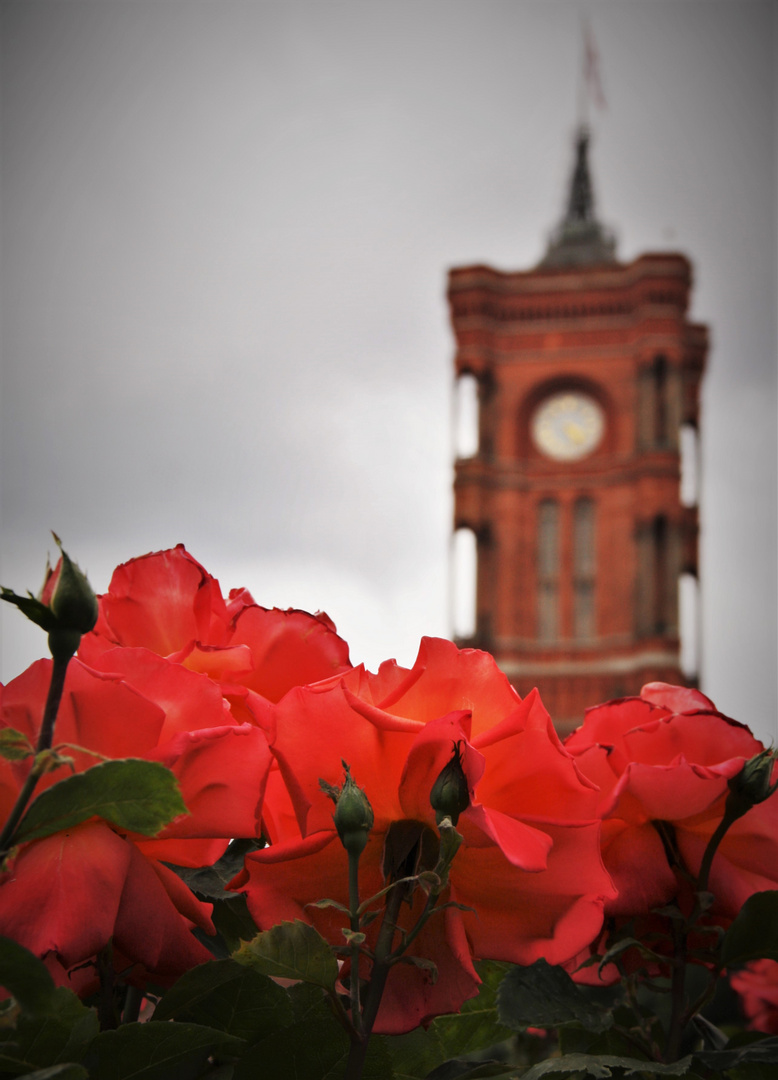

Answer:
[539,126,616,268]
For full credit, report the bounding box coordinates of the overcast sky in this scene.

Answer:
[1,1,776,743]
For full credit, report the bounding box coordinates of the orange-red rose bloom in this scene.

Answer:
[80,545,352,722]
[231,638,616,1034]
[0,658,268,985]
[1,547,352,991]
[564,682,778,922]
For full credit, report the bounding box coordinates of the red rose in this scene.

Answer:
[564,682,778,921]
[80,545,352,713]
[231,638,615,1034]
[731,959,778,1034]
[0,654,271,985]
[76,544,354,850]
[1,545,354,993]
[0,821,215,985]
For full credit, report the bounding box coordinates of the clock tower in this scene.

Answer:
[449,127,708,731]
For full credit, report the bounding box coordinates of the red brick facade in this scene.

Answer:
[449,253,708,732]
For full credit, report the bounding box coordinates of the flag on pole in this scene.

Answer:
[583,19,607,112]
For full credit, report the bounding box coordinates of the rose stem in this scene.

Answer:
[344,879,405,1080]
[348,847,364,1037]
[663,803,743,1061]
[0,652,71,854]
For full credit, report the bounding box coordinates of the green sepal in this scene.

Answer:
[0,589,58,632]
[46,540,98,634]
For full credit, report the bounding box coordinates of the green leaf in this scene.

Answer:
[0,954,96,1077]
[0,936,57,1013]
[560,1022,655,1060]
[521,1052,694,1078]
[694,1036,778,1071]
[307,898,351,916]
[83,1022,244,1080]
[214,895,260,952]
[497,960,613,1034]
[233,919,339,990]
[151,958,293,1043]
[233,1019,393,1080]
[287,982,334,1025]
[164,839,266,901]
[0,728,35,761]
[14,759,188,843]
[721,891,778,966]
[0,985,98,1074]
[596,936,667,974]
[425,1064,529,1080]
[9,1067,89,1080]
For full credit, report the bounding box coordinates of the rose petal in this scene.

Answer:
[147,723,271,840]
[0,821,131,967]
[454,821,615,966]
[97,546,231,655]
[640,682,716,713]
[229,605,351,702]
[460,804,552,870]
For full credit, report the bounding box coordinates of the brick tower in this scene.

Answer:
[449,127,708,732]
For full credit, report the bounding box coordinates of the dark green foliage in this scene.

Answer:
[722,891,778,966]
[497,959,613,1034]
[151,958,293,1043]
[14,760,187,843]
[233,919,339,990]
[82,1023,244,1079]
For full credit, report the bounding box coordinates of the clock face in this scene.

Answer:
[531,392,605,461]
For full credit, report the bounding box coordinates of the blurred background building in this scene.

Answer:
[450,128,707,731]
[1,3,774,744]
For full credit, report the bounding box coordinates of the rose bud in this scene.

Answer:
[430,741,470,827]
[1,537,98,661]
[43,546,98,635]
[40,538,98,660]
[727,748,778,819]
[322,763,374,856]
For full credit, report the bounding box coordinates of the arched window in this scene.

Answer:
[455,373,479,458]
[680,423,699,507]
[636,514,680,638]
[638,355,678,450]
[451,527,477,639]
[679,572,700,678]
[652,515,669,633]
[653,356,668,446]
[537,499,560,642]
[573,498,596,641]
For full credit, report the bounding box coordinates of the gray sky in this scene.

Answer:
[2,1,776,743]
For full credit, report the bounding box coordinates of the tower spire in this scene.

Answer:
[565,126,596,224]
[539,125,616,268]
